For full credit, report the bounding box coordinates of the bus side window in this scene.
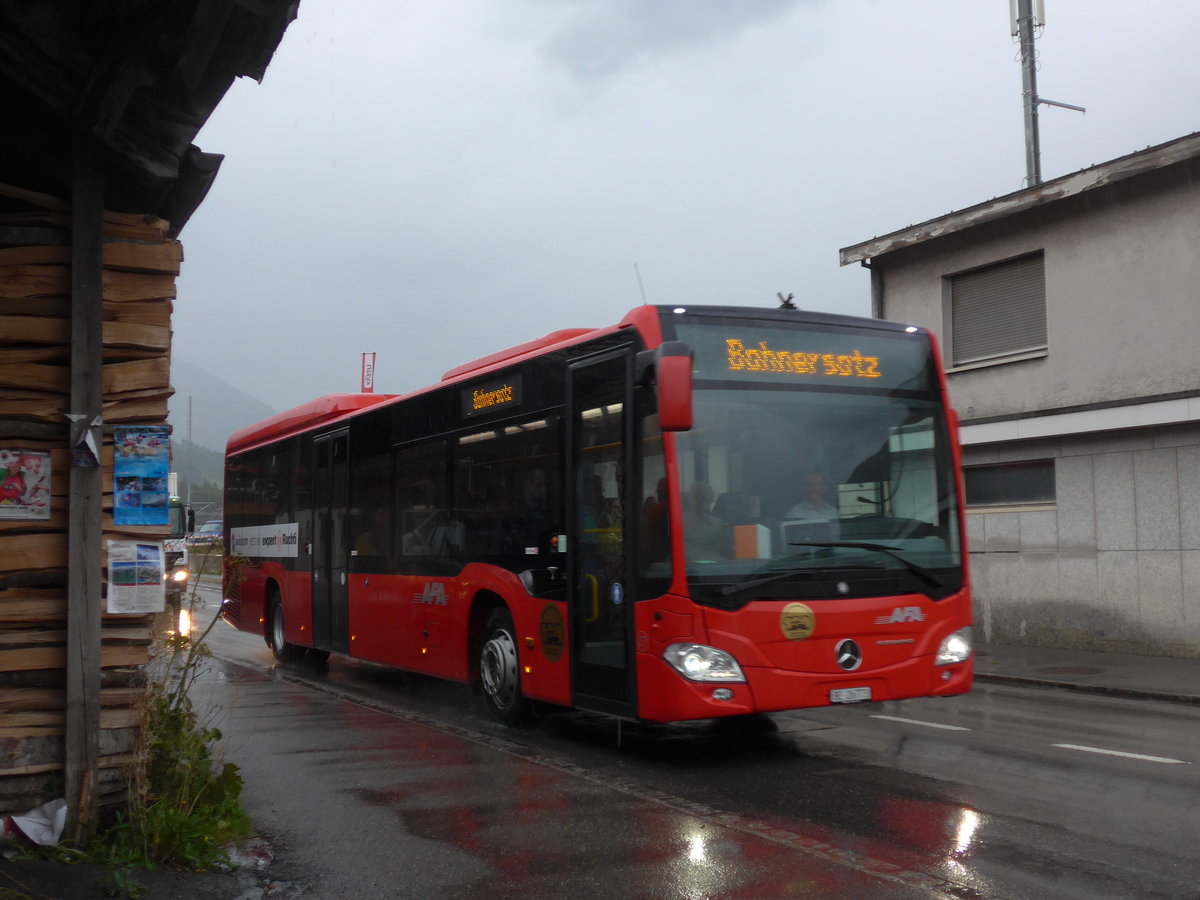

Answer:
[453,414,562,564]
[395,440,450,562]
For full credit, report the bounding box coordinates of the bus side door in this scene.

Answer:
[567,349,637,719]
[313,430,350,654]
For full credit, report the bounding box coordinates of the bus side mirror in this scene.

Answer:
[186,507,196,533]
[656,341,693,432]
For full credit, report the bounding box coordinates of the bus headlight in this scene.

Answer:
[936,627,973,665]
[664,643,746,683]
[170,567,189,583]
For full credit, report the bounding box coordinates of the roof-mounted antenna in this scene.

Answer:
[634,263,649,305]
[1011,0,1085,186]
[777,292,797,310]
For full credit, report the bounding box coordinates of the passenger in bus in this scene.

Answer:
[354,507,390,558]
[480,482,520,554]
[581,475,609,531]
[641,477,670,564]
[517,468,558,555]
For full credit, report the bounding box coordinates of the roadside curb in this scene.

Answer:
[974,672,1200,706]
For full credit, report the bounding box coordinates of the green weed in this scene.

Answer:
[24,553,253,895]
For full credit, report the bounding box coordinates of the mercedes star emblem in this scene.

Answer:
[835,638,863,671]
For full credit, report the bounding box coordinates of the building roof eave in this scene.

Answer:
[839,131,1200,267]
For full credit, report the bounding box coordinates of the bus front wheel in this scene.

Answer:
[479,608,530,725]
[269,594,305,664]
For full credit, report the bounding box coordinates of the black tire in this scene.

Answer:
[268,593,305,664]
[479,608,531,725]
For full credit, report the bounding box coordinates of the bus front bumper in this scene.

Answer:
[635,652,974,723]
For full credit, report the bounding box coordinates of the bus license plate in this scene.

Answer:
[830,687,872,704]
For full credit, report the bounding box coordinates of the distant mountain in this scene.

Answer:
[171,437,224,521]
[168,359,277,452]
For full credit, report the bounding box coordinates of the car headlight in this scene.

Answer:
[664,643,745,682]
[936,627,973,665]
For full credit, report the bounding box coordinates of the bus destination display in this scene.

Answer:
[462,374,523,418]
[674,320,934,392]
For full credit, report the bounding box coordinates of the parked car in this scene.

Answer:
[188,519,223,548]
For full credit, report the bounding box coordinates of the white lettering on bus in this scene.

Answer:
[875,606,925,624]
[414,582,448,606]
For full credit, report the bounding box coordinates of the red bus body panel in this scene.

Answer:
[224,559,575,709]
[633,590,971,723]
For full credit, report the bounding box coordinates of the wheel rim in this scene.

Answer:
[480,626,519,710]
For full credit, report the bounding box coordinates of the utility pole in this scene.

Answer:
[1016,0,1042,185]
[1012,0,1085,187]
[186,394,193,506]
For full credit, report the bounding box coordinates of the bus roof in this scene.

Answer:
[226,393,395,455]
[227,305,918,456]
[441,328,596,381]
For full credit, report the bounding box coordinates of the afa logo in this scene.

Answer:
[414,582,449,606]
[875,606,924,625]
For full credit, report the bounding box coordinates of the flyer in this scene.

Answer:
[112,427,170,526]
[0,448,51,520]
[107,540,166,613]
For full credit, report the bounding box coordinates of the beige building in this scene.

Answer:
[841,133,1200,658]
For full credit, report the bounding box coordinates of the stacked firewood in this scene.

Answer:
[0,181,182,812]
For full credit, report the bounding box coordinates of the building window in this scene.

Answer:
[949,253,1046,367]
[964,460,1055,508]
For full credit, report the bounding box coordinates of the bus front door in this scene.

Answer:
[567,350,637,718]
[313,430,350,654]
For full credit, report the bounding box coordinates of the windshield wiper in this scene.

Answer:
[788,541,944,591]
[717,562,869,597]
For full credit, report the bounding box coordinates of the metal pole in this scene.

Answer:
[1017,0,1042,186]
[187,394,193,505]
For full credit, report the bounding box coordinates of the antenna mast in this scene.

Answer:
[1012,0,1085,186]
[1015,0,1043,185]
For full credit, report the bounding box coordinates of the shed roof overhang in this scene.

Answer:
[839,131,1200,267]
[0,0,298,237]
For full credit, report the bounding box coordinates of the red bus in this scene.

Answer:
[221,304,972,724]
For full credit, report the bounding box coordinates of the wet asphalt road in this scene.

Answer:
[191,585,1200,899]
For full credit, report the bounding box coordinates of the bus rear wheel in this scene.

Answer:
[479,608,530,725]
[269,594,305,664]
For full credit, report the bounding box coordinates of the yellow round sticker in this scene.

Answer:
[539,603,565,662]
[780,602,815,641]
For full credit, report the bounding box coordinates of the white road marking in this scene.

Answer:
[1052,743,1190,765]
[870,714,970,731]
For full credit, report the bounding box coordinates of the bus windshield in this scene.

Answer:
[168,500,189,538]
[668,316,962,602]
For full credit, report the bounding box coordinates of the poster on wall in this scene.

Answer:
[112,427,170,526]
[106,540,166,613]
[0,448,51,520]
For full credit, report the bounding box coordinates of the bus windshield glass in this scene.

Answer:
[168,500,188,538]
[668,315,962,601]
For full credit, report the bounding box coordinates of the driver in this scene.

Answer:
[784,470,840,542]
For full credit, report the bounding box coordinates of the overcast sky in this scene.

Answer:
[174,0,1200,417]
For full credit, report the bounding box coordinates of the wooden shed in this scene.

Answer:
[0,1,297,835]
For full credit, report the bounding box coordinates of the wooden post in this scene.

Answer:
[65,136,104,841]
